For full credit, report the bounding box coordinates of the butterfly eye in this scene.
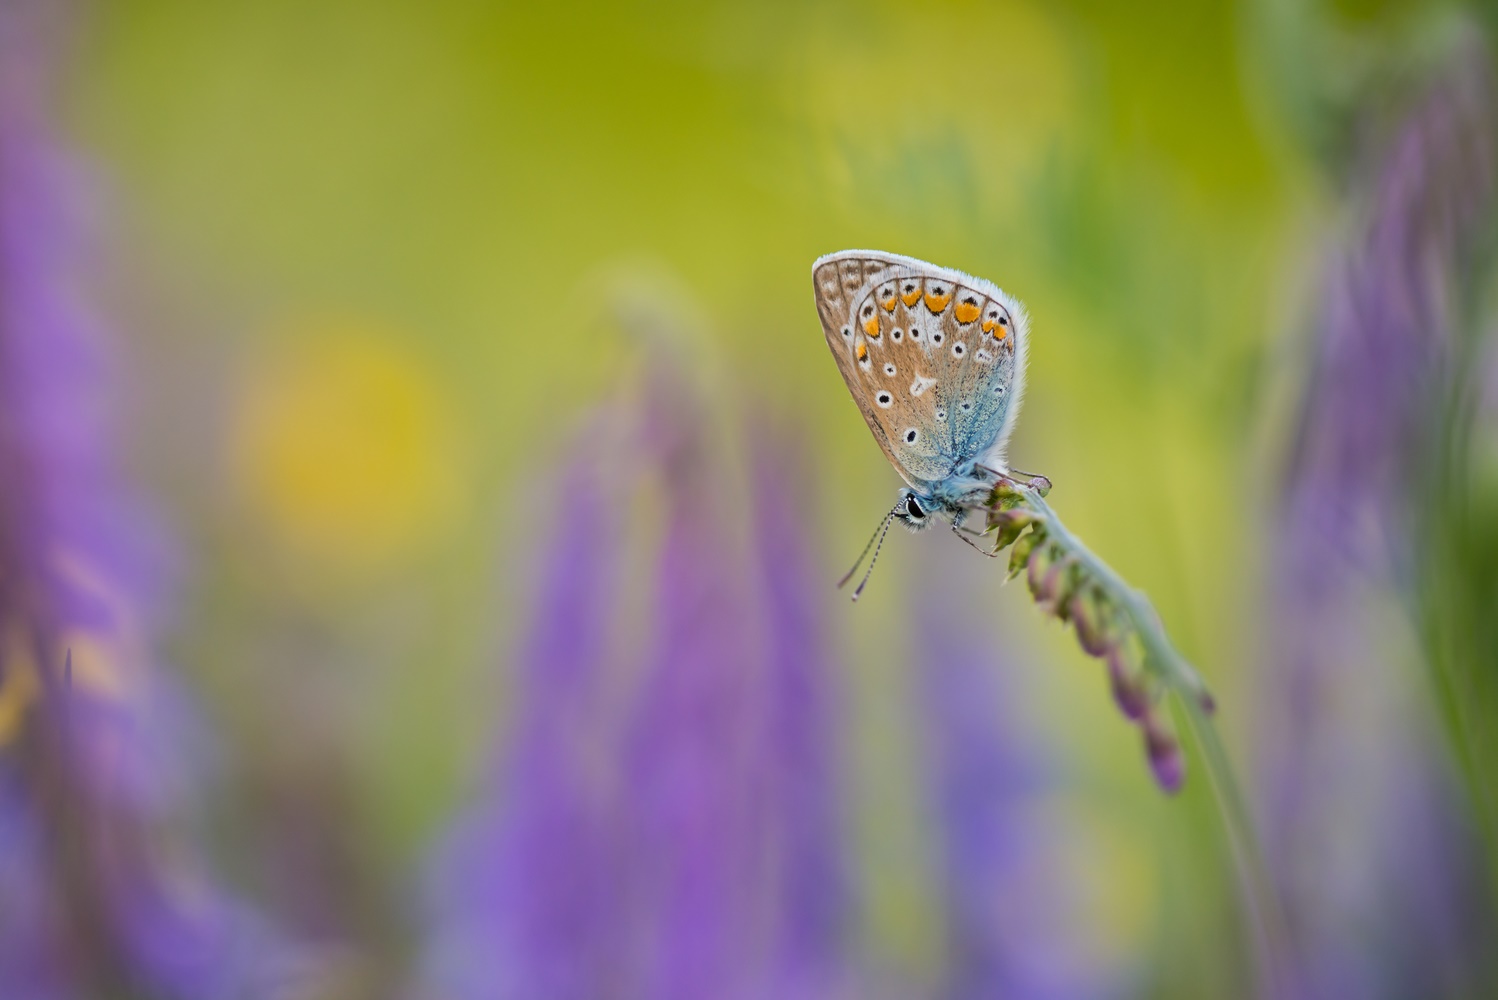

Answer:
[903,429,919,444]
[905,496,925,519]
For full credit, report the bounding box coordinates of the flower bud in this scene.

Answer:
[1143,717,1185,794]
[1026,543,1053,602]
[987,479,1024,510]
[1050,558,1081,619]
[1069,587,1115,657]
[985,507,1036,531]
[1021,473,1052,496]
[1006,526,1043,580]
[1106,646,1150,722]
[987,509,1038,550]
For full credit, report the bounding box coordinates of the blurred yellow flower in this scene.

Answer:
[229,326,466,579]
[0,629,39,746]
[0,551,142,746]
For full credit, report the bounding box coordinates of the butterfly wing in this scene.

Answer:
[812,250,1028,489]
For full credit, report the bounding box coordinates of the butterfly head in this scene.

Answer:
[895,489,942,532]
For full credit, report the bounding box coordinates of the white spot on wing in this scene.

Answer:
[910,375,936,397]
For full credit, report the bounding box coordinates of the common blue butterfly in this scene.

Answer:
[812,250,1033,597]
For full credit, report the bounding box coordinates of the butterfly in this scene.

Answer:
[812,250,1034,597]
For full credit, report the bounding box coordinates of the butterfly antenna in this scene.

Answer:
[838,503,900,590]
[849,507,899,602]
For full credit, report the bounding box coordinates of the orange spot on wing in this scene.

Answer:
[900,286,922,307]
[954,300,981,324]
[863,316,881,338]
[923,289,952,314]
[878,291,898,311]
[856,342,868,362]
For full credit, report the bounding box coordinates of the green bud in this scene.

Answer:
[987,509,1041,551]
[1006,525,1043,580]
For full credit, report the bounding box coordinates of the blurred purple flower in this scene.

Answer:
[1283,38,1496,574]
[623,400,762,1000]
[913,548,1134,1000]
[749,434,851,997]
[0,4,279,996]
[1261,37,1498,1000]
[422,442,627,1000]
[422,369,851,999]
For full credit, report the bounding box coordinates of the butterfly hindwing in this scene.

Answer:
[812,250,1027,490]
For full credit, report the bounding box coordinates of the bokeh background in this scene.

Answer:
[2,0,1497,997]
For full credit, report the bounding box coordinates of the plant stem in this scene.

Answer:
[1012,485,1292,996]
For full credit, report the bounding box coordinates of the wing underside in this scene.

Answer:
[812,250,1027,490]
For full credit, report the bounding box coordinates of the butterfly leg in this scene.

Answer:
[949,511,1003,558]
[975,464,1052,495]
[951,522,1004,557]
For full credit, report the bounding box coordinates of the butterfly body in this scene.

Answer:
[812,250,1030,532]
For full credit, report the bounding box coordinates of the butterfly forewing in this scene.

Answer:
[812,250,1027,490]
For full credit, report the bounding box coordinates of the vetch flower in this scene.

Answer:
[912,542,1151,1000]
[0,4,282,995]
[1260,34,1498,999]
[421,356,852,999]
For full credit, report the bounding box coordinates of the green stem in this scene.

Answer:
[1011,486,1292,996]
[1017,490,1211,704]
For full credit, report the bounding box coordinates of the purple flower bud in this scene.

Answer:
[1049,558,1081,620]
[1069,588,1115,657]
[1025,542,1051,601]
[1021,473,1052,495]
[1106,647,1150,722]
[1143,718,1185,795]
